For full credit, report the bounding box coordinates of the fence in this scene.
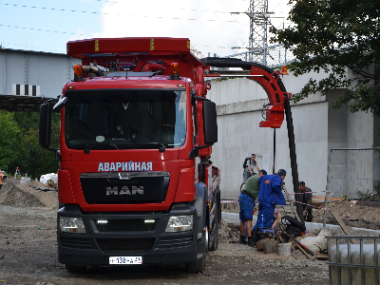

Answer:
[327,235,380,285]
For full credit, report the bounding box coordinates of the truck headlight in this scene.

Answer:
[59,217,86,234]
[165,215,193,233]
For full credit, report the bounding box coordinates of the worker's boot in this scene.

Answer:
[239,236,247,245]
[247,237,255,247]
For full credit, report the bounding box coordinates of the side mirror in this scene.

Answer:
[39,103,57,151]
[53,97,68,110]
[203,100,218,144]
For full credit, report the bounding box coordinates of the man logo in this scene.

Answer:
[106,186,144,195]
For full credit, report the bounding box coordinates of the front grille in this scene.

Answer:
[95,219,156,232]
[156,236,193,249]
[96,238,155,253]
[60,237,96,250]
[80,172,170,204]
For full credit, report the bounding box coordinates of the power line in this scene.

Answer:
[95,0,232,14]
[0,2,239,22]
[0,24,228,50]
[94,0,250,8]
[0,23,96,37]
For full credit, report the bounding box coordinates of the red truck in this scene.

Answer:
[39,37,297,273]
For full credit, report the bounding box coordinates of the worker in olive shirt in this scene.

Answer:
[239,169,267,246]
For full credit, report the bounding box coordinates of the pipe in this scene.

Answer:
[204,58,288,93]
[141,63,166,72]
[82,65,104,77]
[273,128,276,174]
[284,96,304,224]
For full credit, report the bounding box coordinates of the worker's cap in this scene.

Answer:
[277,169,287,176]
[259,169,267,175]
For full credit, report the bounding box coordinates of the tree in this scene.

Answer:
[13,112,60,179]
[0,111,26,172]
[0,111,60,179]
[270,0,380,115]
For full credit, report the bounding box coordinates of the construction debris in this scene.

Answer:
[329,208,359,244]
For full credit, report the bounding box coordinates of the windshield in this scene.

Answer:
[65,90,187,150]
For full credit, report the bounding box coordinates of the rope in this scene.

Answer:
[287,191,333,196]
[291,200,329,211]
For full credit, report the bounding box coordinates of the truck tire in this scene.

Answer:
[187,182,208,273]
[186,214,208,273]
[210,187,220,251]
[185,250,206,273]
[205,225,210,253]
[210,206,219,251]
[205,206,211,253]
[210,230,218,251]
[65,264,86,273]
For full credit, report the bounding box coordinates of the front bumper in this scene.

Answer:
[57,204,203,266]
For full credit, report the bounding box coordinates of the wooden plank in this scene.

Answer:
[329,209,358,244]
[294,242,313,259]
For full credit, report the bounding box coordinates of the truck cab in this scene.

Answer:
[39,37,221,273]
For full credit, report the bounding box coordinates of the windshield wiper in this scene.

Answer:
[110,143,119,150]
[137,142,166,152]
[91,141,166,152]
[119,142,166,152]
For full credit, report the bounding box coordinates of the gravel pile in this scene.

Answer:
[0,181,58,208]
[0,183,46,207]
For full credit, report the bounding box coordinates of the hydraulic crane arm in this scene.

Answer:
[204,57,291,128]
[204,57,304,223]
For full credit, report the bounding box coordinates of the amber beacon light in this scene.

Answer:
[281,65,288,75]
[170,63,180,80]
[73,64,84,81]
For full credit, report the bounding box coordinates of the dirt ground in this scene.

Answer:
[0,204,330,285]
[0,182,333,285]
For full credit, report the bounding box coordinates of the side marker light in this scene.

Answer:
[281,65,288,75]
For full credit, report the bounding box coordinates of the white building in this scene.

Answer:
[0,48,79,111]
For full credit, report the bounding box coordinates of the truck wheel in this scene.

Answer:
[205,226,210,253]
[185,251,205,273]
[186,216,208,273]
[210,229,219,251]
[65,264,86,273]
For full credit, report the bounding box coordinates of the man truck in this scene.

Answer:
[39,37,296,273]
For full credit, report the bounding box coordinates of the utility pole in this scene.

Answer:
[231,0,272,65]
[247,0,269,64]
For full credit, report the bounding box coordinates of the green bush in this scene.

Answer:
[0,111,60,180]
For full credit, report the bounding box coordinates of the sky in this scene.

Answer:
[0,0,293,57]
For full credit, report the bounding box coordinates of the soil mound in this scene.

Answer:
[0,181,58,208]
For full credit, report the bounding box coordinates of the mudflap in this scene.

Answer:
[187,182,208,273]
[209,185,220,251]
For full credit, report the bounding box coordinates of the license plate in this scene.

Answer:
[109,256,142,265]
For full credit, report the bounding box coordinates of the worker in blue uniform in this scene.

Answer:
[253,169,287,232]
